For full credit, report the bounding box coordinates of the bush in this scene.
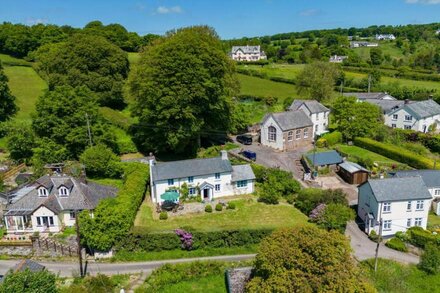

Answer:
[205,205,212,213]
[0,269,57,293]
[321,131,342,146]
[226,201,236,210]
[368,230,382,243]
[407,226,440,248]
[419,243,440,275]
[159,212,168,220]
[354,137,436,169]
[315,138,327,148]
[313,203,355,233]
[79,144,123,178]
[395,231,410,242]
[295,188,348,215]
[385,237,408,252]
[258,190,279,204]
[215,203,223,211]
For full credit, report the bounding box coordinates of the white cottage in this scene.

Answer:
[230,45,267,62]
[4,175,117,234]
[149,151,255,203]
[288,100,330,136]
[358,177,432,237]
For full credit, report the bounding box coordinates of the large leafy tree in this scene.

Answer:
[332,96,383,140]
[34,34,129,109]
[296,61,341,101]
[0,269,57,293]
[32,86,117,158]
[0,62,18,122]
[129,26,239,155]
[246,226,375,293]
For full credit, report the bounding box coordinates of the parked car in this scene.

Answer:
[241,150,256,161]
[236,134,253,145]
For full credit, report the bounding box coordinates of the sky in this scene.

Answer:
[1,0,440,39]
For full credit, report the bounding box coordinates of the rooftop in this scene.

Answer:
[390,99,440,119]
[262,111,313,131]
[288,100,330,113]
[231,164,256,182]
[231,45,262,54]
[339,161,370,173]
[390,170,440,188]
[306,150,343,167]
[343,92,396,101]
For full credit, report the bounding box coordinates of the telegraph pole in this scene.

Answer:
[85,113,92,146]
[368,75,372,93]
[75,210,84,277]
[374,218,383,272]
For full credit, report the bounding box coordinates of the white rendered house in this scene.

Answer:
[149,151,255,203]
[4,175,117,234]
[288,100,330,136]
[358,176,432,237]
[230,45,267,62]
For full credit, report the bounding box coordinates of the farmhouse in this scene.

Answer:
[4,175,117,234]
[343,92,397,101]
[358,177,432,237]
[375,34,396,40]
[329,55,348,63]
[343,92,404,114]
[384,99,440,133]
[288,100,330,136]
[350,41,378,48]
[149,151,255,203]
[260,111,313,151]
[230,45,267,62]
[338,161,370,185]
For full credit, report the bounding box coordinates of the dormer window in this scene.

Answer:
[59,187,69,197]
[38,187,48,197]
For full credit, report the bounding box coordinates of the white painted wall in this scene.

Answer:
[298,105,329,136]
[61,211,76,227]
[385,108,440,133]
[261,116,284,150]
[31,206,61,233]
[231,50,266,61]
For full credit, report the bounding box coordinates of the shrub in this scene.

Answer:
[0,269,57,293]
[407,226,440,248]
[354,137,435,169]
[395,231,411,242]
[159,212,168,220]
[205,205,212,213]
[322,131,342,146]
[258,190,279,204]
[226,201,236,210]
[79,144,123,178]
[368,230,382,243]
[295,188,348,215]
[316,203,355,233]
[175,229,193,250]
[285,194,296,205]
[215,203,223,211]
[385,237,408,252]
[419,243,440,275]
[315,138,327,148]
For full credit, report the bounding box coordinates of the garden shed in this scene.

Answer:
[338,161,370,185]
[306,150,343,169]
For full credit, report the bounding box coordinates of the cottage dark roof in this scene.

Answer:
[362,177,432,202]
[35,175,53,189]
[152,156,233,182]
[339,161,370,173]
[389,99,440,120]
[306,150,343,166]
[363,99,405,114]
[231,164,256,182]
[262,111,313,131]
[6,175,118,215]
[13,259,45,273]
[390,170,440,189]
[343,92,396,101]
[288,100,330,113]
[231,45,262,54]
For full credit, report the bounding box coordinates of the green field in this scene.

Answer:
[238,73,297,99]
[238,64,304,80]
[133,196,308,233]
[334,144,401,164]
[0,53,31,66]
[3,66,47,123]
[155,274,225,293]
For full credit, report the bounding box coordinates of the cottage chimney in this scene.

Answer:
[404,99,410,104]
[429,95,433,100]
[220,150,228,160]
[148,152,156,166]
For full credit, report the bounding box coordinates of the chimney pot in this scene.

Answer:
[220,150,228,160]
[404,99,410,104]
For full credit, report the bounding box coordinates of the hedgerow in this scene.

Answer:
[79,162,149,251]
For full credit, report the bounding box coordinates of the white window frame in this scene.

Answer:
[237,180,247,188]
[189,188,196,195]
[406,218,411,227]
[295,129,301,140]
[38,187,48,197]
[404,125,412,130]
[407,201,412,211]
[383,220,392,230]
[215,184,221,192]
[268,126,277,142]
[391,124,397,128]
[435,189,440,196]
[70,211,76,220]
[59,187,69,197]
[404,115,412,121]
[304,128,309,139]
[392,114,398,120]
[215,173,220,180]
[416,200,424,211]
[188,176,194,183]
[415,218,422,227]
[383,202,391,213]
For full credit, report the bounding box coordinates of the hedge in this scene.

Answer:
[385,237,408,252]
[354,137,436,169]
[321,131,342,146]
[79,162,150,251]
[407,227,440,248]
[114,229,274,252]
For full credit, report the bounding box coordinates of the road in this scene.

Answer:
[345,221,419,264]
[0,254,256,277]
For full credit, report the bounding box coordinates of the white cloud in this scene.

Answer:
[156,6,183,14]
[299,9,320,17]
[26,17,48,25]
[405,0,440,4]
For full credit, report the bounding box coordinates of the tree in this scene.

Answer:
[332,96,383,140]
[6,123,36,162]
[80,144,122,178]
[246,226,374,292]
[0,269,57,293]
[419,243,440,275]
[0,62,18,122]
[370,47,384,65]
[32,86,117,158]
[34,34,129,109]
[311,203,355,233]
[129,26,238,155]
[296,61,341,101]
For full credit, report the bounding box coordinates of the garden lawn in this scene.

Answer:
[334,144,401,164]
[133,197,308,233]
[361,258,440,293]
[0,54,31,66]
[153,274,225,293]
[3,66,47,123]
[428,212,440,227]
[238,74,297,99]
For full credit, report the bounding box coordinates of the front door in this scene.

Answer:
[203,189,209,200]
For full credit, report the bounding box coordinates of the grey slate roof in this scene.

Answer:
[388,99,440,119]
[306,150,343,166]
[362,99,405,114]
[363,177,432,202]
[6,175,118,215]
[152,156,233,182]
[288,100,330,113]
[343,92,396,101]
[390,170,440,188]
[13,259,45,273]
[231,164,256,182]
[231,45,262,54]
[262,111,313,131]
[339,161,370,173]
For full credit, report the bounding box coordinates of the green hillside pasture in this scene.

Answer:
[3,66,47,123]
[0,53,31,67]
[238,73,297,99]
[238,64,305,80]
[128,52,140,65]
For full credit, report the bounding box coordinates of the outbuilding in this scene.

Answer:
[338,161,370,185]
[305,150,343,169]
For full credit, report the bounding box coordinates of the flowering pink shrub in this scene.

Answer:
[175,229,193,250]
[309,203,326,222]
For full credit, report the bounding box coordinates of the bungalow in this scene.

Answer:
[230,45,267,62]
[288,100,330,136]
[149,151,255,203]
[384,99,440,133]
[358,177,432,236]
[3,175,117,234]
[260,111,313,151]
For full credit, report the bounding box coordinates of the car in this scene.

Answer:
[236,134,253,145]
[241,150,256,161]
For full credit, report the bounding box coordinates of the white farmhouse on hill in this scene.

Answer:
[230,45,267,62]
[375,34,396,40]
